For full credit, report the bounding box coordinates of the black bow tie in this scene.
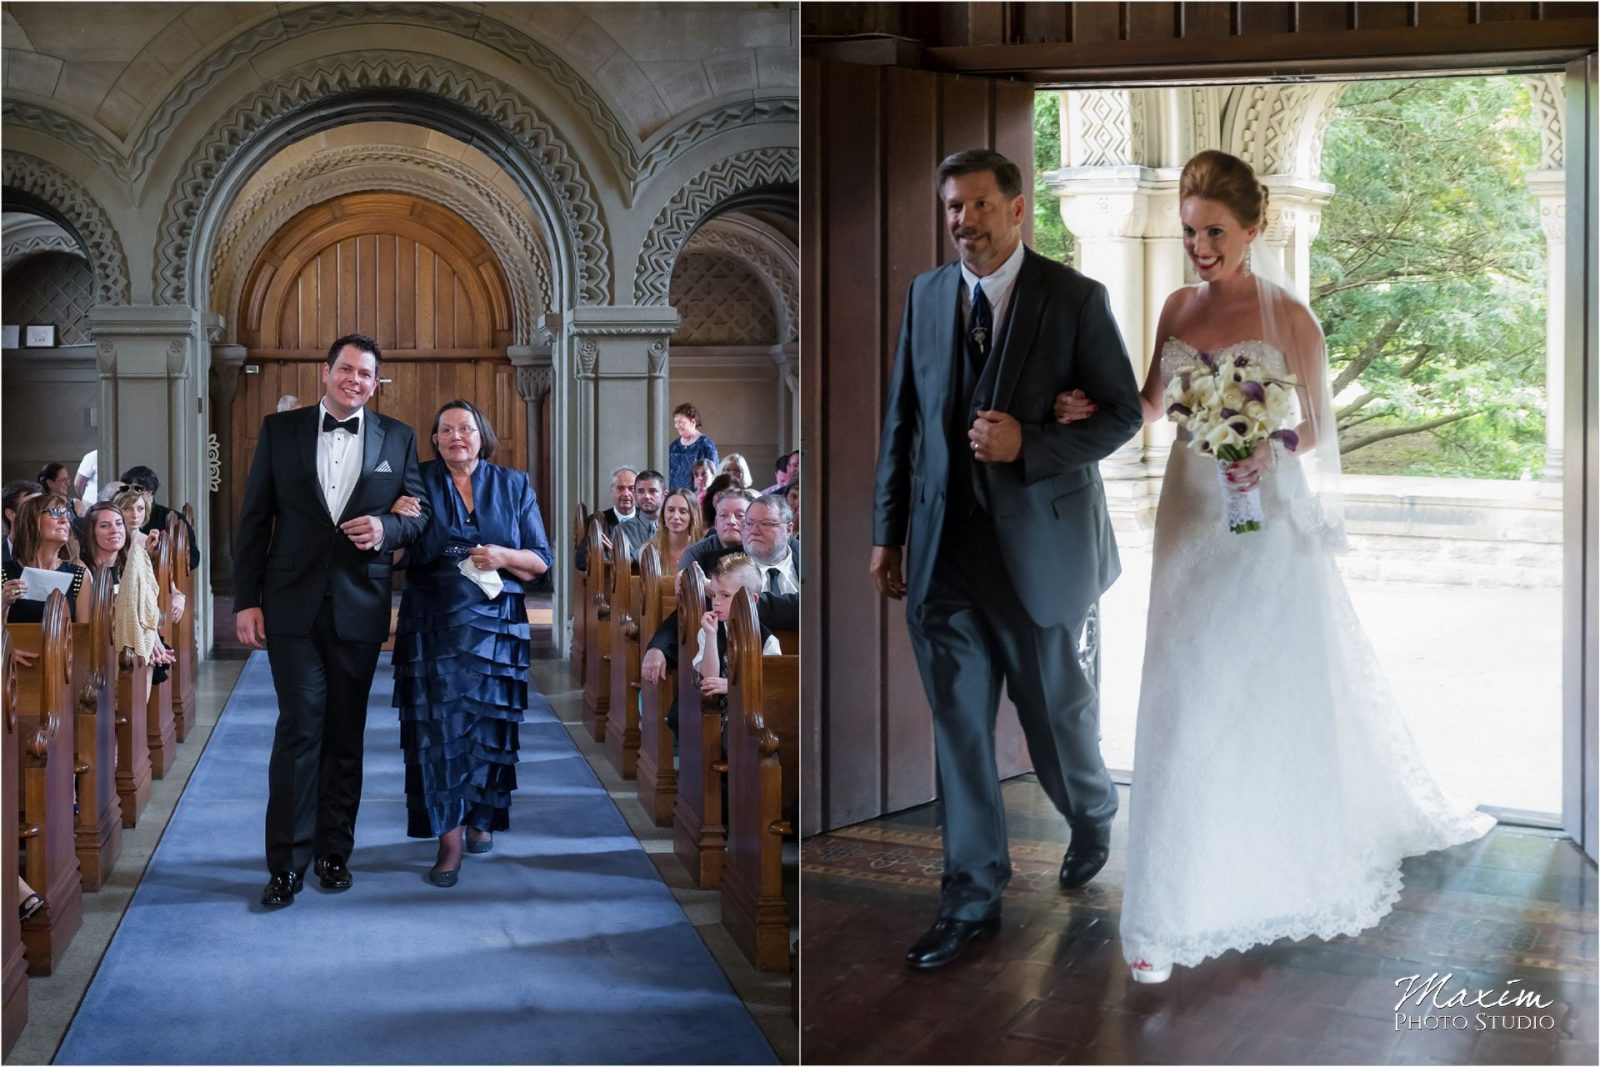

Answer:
[322,413,359,435]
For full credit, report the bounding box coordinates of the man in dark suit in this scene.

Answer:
[737,494,800,595]
[234,333,430,908]
[574,465,658,571]
[870,149,1144,968]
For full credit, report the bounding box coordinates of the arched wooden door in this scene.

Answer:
[231,192,526,536]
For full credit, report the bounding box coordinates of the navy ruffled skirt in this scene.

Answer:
[392,561,530,839]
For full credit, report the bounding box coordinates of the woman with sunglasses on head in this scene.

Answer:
[2,493,93,624]
[78,502,174,673]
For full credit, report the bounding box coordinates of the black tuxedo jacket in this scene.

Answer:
[872,247,1143,629]
[233,405,429,642]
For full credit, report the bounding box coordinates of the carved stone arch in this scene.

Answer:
[1222,83,1348,180]
[1,152,131,306]
[633,97,800,204]
[114,2,638,189]
[152,51,611,312]
[683,217,798,343]
[1525,73,1566,171]
[633,146,799,305]
[210,146,552,345]
[0,102,128,179]
[2,213,86,272]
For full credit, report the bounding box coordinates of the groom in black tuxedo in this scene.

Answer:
[234,334,429,907]
[871,150,1144,967]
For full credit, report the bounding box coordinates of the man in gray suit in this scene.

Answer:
[870,149,1144,969]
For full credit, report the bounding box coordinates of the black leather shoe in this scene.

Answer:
[314,854,353,891]
[904,917,1001,970]
[428,867,460,888]
[260,871,303,907]
[1059,829,1111,889]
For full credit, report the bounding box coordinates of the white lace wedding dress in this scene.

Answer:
[1118,338,1494,972]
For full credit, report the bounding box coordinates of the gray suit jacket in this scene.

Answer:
[872,248,1143,629]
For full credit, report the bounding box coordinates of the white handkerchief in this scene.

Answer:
[375,460,393,473]
[21,565,73,601]
[457,557,504,600]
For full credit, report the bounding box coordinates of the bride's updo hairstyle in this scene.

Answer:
[1179,150,1268,229]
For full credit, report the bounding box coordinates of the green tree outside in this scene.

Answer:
[1313,76,1546,479]
[1033,91,1074,265]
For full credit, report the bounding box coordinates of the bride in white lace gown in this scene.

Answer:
[1056,151,1492,984]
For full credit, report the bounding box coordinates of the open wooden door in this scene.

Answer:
[801,57,1036,834]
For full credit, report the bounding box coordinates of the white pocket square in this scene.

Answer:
[374,460,393,473]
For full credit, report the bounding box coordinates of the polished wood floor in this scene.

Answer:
[800,778,1597,1065]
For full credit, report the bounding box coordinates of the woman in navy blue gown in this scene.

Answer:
[390,400,552,886]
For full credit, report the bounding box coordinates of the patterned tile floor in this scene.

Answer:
[800,778,1597,1065]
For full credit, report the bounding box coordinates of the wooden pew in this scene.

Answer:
[721,593,800,972]
[70,572,121,890]
[145,533,177,779]
[10,592,84,976]
[604,543,643,779]
[672,563,724,887]
[3,630,28,1055]
[116,645,153,828]
[582,516,611,742]
[168,511,197,743]
[569,504,590,687]
[634,544,678,825]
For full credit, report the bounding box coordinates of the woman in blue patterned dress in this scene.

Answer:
[390,400,552,887]
[667,402,719,490]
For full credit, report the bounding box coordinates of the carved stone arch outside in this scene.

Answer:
[632,146,799,305]
[152,52,612,312]
[209,145,554,344]
[1,152,131,306]
[1222,83,1349,180]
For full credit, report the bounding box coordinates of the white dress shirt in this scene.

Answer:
[959,239,1026,340]
[317,401,365,523]
[760,550,799,595]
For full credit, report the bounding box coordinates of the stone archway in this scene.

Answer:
[1,153,130,306]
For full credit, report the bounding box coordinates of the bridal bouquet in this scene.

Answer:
[1164,349,1300,533]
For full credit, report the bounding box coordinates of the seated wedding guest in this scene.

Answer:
[693,552,784,697]
[38,463,86,518]
[785,478,801,534]
[692,459,718,510]
[699,473,738,528]
[759,450,799,496]
[78,502,173,673]
[574,465,647,572]
[74,447,97,505]
[740,494,800,595]
[668,402,718,490]
[386,398,552,888]
[720,452,753,489]
[3,480,42,565]
[18,876,43,923]
[276,394,300,412]
[654,488,702,573]
[119,465,199,570]
[1,493,94,623]
[680,487,757,576]
[88,499,185,624]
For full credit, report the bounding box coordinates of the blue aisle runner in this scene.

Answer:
[57,653,776,1065]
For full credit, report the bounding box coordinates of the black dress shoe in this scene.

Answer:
[904,917,1001,970]
[428,867,459,888]
[260,871,303,907]
[1059,829,1111,889]
[314,854,353,891]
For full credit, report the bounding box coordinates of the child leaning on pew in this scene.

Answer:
[693,553,782,701]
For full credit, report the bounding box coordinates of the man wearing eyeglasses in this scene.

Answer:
[233,333,430,909]
[738,495,799,595]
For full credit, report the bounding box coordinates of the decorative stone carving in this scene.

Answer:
[634,98,799,199]
[647,339,667,375]
[209,145,553,343]
[153,52,610,308]
[1067,91,1144,168]
[670,252,781,346]
[1226,84,1347,180]
[1,232,82,270]
[2,251,95,345]
[206,434,222,493]
[1524,74,1566,172]
[577,338,599,376]
[633,146,798,304]
[516,365,554,402]
[0,102,126,178]
[682,217,798,342]
[1,153,131,305]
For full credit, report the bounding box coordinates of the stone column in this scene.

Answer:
[508,343,554,519]
[567,306,680,507]
[1257,178,1334,303]
[1526,72,1568,483]
[207,344,247,596]
[776,342,799,452]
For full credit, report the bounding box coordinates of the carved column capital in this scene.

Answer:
[209,344,249,405]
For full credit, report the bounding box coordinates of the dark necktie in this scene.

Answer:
[967,281,993,380]
[767,567,784,594]
[322,413,359,435]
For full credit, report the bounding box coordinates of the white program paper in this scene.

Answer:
[20,566,74,601]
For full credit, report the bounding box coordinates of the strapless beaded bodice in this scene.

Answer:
[1159,338,1290,381]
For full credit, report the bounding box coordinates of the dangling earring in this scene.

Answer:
[1242,243,1253,277]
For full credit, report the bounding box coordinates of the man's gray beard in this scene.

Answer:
[745,541,789,567]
